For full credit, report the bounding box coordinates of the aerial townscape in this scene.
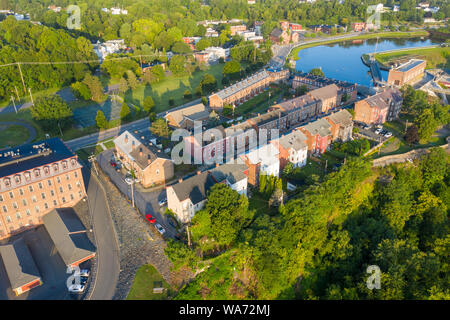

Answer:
[0,0,448,308]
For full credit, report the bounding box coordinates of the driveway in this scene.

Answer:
[97,150,178,239]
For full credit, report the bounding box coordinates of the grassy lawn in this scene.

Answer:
[249,192,273,216]
[290,30,430,60]
[375,47,450,69]
[123,63,225,113]
[0,109,46,142]
[235,87,282,117]
[126,264,172,300]
[0,124,30,148]
[104,140,115,149]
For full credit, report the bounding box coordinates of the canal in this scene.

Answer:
[295,37,440,86]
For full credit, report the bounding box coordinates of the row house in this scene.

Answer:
[307,84,341,114]
[292,72,357,105]
[164,103,210,130]
[270,28,302,45]
[298,118,333,155]
[326,109,354,142]
[271,130,308,170]
[248,110,289,139]
[208,69,289,109]
[114,130,174,188]
[167,163,248,223]
[241,143,280,186]
[0,138,86,240]
[271,94,322,127]
[351,22,378,32]
[354,88,403,125]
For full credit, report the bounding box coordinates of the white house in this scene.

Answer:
[243,143,280,178]
[272,130,308,169]
[210,163,248,197]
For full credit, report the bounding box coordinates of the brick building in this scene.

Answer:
[271,130,308,170]
[387,59,426,87]
[0,138,86,240]
[230,25,247,36]
[270,94,322,128]
[164,103,210,130]
[292,72,357,105]
[354,88,403,125]
[307,84,341,113]
[114,130,174,188]
[241,143,280,186]
[298,118,333,155]
[325,109,354,142]
[208,69,288,109]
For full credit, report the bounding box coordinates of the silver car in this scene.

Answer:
[154,223,166,235]
[68,284,86,294]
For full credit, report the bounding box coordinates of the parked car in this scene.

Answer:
[79,269,90,278]
[68,284,86,294]
[145,214,156,224]
[384,132,392,138]
[375,128,383,134]
[110,160,117,167]
[158,198,167,207]
[154,223,166,235]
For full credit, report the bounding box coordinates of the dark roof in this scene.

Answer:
[210,163,247,185]
[42,208,96,266]
[0,138,75,179]
[0,238,41,290]
[171,172,216,205]
[270,28,283,37]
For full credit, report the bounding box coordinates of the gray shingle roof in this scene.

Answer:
[210,163,247,185]
[274,94,318,112]
[214,70,270,100]
[164,103,207,126]
[0,238,41,290]
[327,109,353,126]
[277,130,307,151]
[301,118,332,137]
[171,172,216,205]
[42,208,96,267]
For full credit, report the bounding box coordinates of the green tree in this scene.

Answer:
[143,96,155,113]
[195,38,211,51]
[83,74,104,103]
[120,102,131,120]
[31,95,73,134]
[223,60,241,78]
[71,81,91,100]
[165,239,199,271]
[126,70,139,90]
[169,55,186,76]
[150,118,170,138]
[309,68,325,77]
[96,110,108,129]
[415,108,437,141]
[119,77,129,94]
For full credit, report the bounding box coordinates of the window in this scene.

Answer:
[70,194,74,201]
[34,169,40,178]
[59,187,63,193]
[4,178,10,187]
[68,184,72,190]
[29,185,34,192]
[38,182,43,189]
[71,159,77,167]
[2,205,7,213]
[22,199,27,206]
[48,180,52,186]
[62,161,68,170]
[26,209,31,216]
[35,206,40,213]
[19,189,24,196]
[79,191,83,198]
[66,174,69,181]
[74,171,78,178]
[24,172,31,181]
[53,164,59,172]
[53,200,58,206]
[6,216,11,223]
[50,190,55,197]
[12,202,18,209]
[32,196,37,203]
[44,166,50,175]
[14,175,21,184]
[44,203,49,210]
[0,195,3,202]
[57,177,61,184]
[41,193,46,200]
[76,181,81,188]
[16,213,21,220]
[62,197,66,203]
[9,191,13,199]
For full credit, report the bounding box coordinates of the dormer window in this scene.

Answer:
[24,172,31,181]
[44,166,50,175]
[53,164,59,172]
[14,175,21,184]
[62,161,68,170]
[71,159,76,167]
[34,169,40,178]
[4,178,10,187]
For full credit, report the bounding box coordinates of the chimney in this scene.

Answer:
[197,170,201,175]
[139,148,143,157]
[124,134,128,144]
[178,178,183,183]
[147,155,151,164]
[132,141,135,150]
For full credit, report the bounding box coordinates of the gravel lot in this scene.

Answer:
[94,164,193,300]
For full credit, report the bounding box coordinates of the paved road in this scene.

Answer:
[83,168,121,300]
[97,150,178,239]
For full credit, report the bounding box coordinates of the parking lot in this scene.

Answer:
[0,227,92,300]
[354,122,392,142]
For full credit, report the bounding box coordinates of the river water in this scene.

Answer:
[295,37,440,86]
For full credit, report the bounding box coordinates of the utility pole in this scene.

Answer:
[10,96,17,114]
[17,63,26,94]
[28,88,34,106]
[88,154,99,176]
[325,159,328,172]
[405,119,409,134]
[14,86,20,101]
[186,224,191,248]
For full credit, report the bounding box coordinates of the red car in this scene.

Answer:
[145,214,156,224]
